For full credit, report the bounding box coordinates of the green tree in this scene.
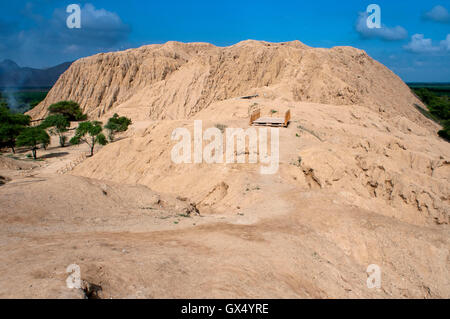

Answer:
[48,100,87,121]
[414,88,437,106]
[16,127,50,159]
[70,121,107,156]
[40,114,70,147]
[0,106,31,153]
[104,113,132,141]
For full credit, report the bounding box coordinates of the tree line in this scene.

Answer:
[0,100,131,159]
[413,88,449,141]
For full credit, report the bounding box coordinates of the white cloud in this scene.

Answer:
[403,34,440,53]
[404,34,450,54]
[49,4,131,47]
[440,34,450,51]
[355,12,408,41]
[81,4,130,33]
[424,5,450,23]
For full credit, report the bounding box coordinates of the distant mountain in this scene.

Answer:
[0,60,72,88]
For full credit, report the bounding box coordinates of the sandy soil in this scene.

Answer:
[2,40,449,299]
[1,98,449,299]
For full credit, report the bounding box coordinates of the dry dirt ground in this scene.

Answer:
[1,97,449,299]
[3,40,449,299]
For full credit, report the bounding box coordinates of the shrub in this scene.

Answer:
[40,114,70,147]
[437,120,450,142]
[0,106,31,153]
[413,88,449,142]
[104,113,132,141]
[70,121,107,156]
[48,101,87,121]
[16,127,50,159]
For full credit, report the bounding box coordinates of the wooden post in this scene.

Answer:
[284,109,291,127]
[249,109,261,125]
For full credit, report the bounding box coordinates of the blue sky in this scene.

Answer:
[0,0,449,82]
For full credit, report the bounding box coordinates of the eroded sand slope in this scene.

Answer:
[29,41,432,128]
[1,41,447,298]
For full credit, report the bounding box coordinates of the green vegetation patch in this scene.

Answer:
[409,85,450,142]
[0,88,50,113]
